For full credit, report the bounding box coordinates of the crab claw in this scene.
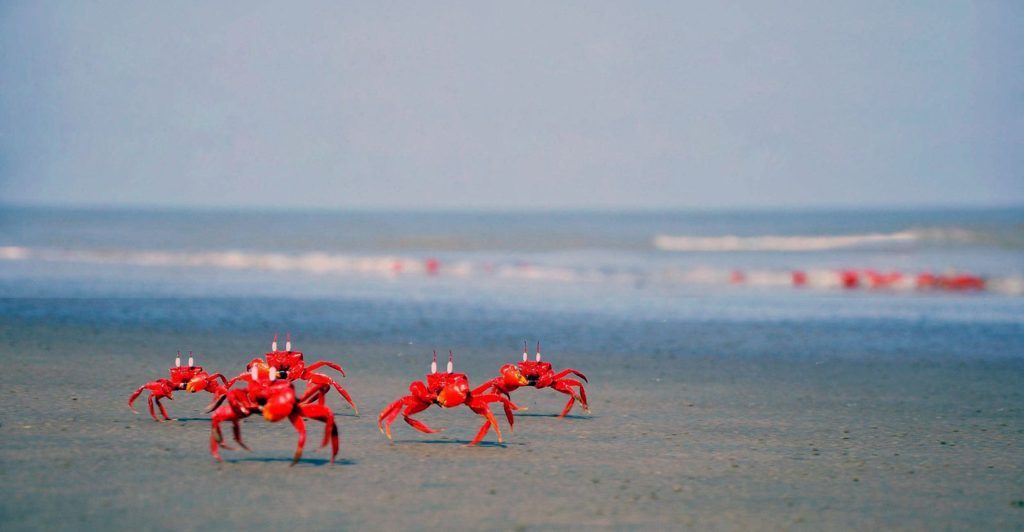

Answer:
[263,385,296,422]
[186,376,207,393]
[436,389,452,408]
[500,364,529,387]
[437,382,468,408]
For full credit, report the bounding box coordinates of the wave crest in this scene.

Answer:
[653,231,919,252]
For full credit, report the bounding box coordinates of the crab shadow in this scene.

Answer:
[393,439,523,448]
[515,412,591,420]
[226,456,357,466]
[165,411,359,423]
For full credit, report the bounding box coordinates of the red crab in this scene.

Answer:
[476,342,590,419]
[209,361,339,464]
[227,333,358,415]
[128,352,228,421]
[378,351,521,446]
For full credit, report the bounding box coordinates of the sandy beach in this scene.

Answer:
[1,296,1021,530]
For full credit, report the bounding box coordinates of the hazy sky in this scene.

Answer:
[1,2,1021,210]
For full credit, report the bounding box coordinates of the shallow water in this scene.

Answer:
[2,206,1023,300]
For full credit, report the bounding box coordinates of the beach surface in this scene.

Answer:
[1,295,1022,530]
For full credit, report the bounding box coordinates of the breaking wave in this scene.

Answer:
[652,228,988,252]
[0,246,414,275]
[0,245,1020,295]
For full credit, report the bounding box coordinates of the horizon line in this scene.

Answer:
[2,200,1023,215]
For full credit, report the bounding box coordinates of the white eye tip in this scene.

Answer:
[188,357,194,367]
[536,353,541,362]
[430,362,437,374]
[446,361,453,373]
[175,357,181,367]
[523,352,528,362]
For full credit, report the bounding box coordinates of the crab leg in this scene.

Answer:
[559,395,576,417]
[552,368,588,383]
[331,382,358,414]
[154,397,173,421]
[470,419,494,446]
[200,379,228,398]
[288,411,307,465]
[552,378,590,415]
[471,379,497,396]
[297,404,334,448]
[378,397,405,440]
[299,373,358,415]
[128,386,146,414]
[210,424,225,461]
[500,401,514,431]
[305,360,346,377]
[466,394,506,445]
[210,404,243,461]
[474,408,502,445]
[129,380,173,420]
[568,379,589,408]
[379,396,439,440]
[204,373,230,396]
[299,383,324,404]
[298,403,339,462]
[147,395,158,421]
[205,393,228,413]
[224,374,244,390]
[470,387,521,431]
[224,389,255,416]
[402,401,440,434]
[231,419,250,451]
[497,395,523,431]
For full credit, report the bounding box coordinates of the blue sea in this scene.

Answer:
[1,206,1022,359]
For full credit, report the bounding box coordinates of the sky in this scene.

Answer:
[0,2,1021,210]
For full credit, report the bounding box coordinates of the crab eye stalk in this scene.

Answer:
[523,340,528,362]
[272,333,278,352]
[536,341,541,362]
[447,350,454,374]
[431,350,437,374]
[188,352,194,367]
[285,332,291,352]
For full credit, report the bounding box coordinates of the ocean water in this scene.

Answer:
[1,206,1022,357]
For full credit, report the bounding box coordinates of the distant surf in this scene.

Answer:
[653,231,917,252]
[2,245,1020,295]
[651,228,991,252]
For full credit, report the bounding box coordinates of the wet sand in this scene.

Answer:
[1,307,1023,530]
